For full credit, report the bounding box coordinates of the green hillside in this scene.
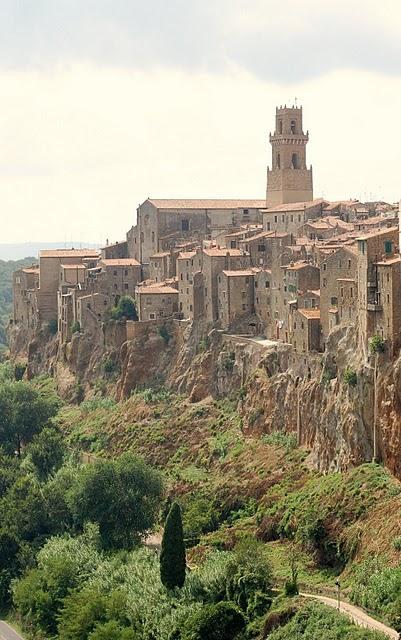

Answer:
[0,257,36,349]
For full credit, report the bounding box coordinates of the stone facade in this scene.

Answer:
[217,270,255,329]
[135,284,179,321]
[12,266,39,327]
[266,106,313,206]
[202,248,251,323]
[289,308,321,353]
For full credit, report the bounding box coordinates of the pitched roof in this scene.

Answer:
[101,258,141,266]
[60,264,87,269]
[298,308,320,319]
[40,249,99,258]
[375,257,401,266]
[203,248,246,257]
[284,261,317,271]
[146,198,266,210]
[356,226,398,241]
[136,285,178,295]
[177,251,197,260]
[222,270,254,277]
[149,252,170,258]
[262,198,326,213]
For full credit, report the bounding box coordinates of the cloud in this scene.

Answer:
[0,0,400,82]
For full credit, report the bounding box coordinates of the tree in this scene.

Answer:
[226,536,273,617]
[0,381,59,456]
[179,602,246,640]
[26,427,66,480]
[111,296,138,321]
[88,621,139,640]
[160,502,186,590]
[68,454,163,549]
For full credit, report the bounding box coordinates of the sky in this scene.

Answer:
[0,0,400,245]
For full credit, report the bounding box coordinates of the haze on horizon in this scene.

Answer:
[0,0,400,245]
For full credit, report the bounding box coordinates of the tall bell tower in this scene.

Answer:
[266,105,313,206]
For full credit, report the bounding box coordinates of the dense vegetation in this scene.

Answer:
[0,257,36,349]
[0,362,394,639]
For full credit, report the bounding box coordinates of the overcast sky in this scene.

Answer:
[0,0,400,245]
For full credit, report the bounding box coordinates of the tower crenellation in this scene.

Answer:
[266,105,313,206]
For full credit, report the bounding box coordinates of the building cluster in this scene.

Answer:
[13,106,401,356]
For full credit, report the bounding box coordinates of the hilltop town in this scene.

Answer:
[11,105,400,368]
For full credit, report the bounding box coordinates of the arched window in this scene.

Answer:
[291,153,298,169]
[276,153,281,169]
[290,120,296,134]
[278,119,283,134]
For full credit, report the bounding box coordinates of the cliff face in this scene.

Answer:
[10,317,401,478]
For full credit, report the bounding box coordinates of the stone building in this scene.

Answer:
[77,292,110,330]
[135,284,179,321]
[98,258,142,299]
[202,248,251,323]
[266,105,313,206]
[319,246,358,343]
[238,231,276,267]
[128,199,265,264]
[101,240,128,260]
[254,268,272,330]
[217,270,255,329]
[374,257,401,354]
[12,265,39,327]
[289,308,321,353]
[177,250,204,320]
[356,227,399,352]
[36,249,99,324]
[149,251,178,282]
[262,199,326,236]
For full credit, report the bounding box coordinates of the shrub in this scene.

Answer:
[226,536,272,617]
[71,320,81,334]
[159,325,171,344]
[198,337,210,353]
[222,352,235,372]
[111,296,137,321]
[262,431,297,451]
[343,367,357,387]
[179,601,246,640]
[14,362,26,381]
[103,356,119,376]
[369,335,385,354]
[48,318,58,335]
[394,536,401,551]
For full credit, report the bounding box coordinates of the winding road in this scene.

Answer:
[300,592,399,639]
[0,621,24,640]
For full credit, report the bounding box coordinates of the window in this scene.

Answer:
[323,263,326,271]
[242,304,246,311]
[258,245,265,252]
[124,283,129,290]
[242,291,246,298]
[348,259,351,269]
[278,119,283,134]
[330,296,338,305]
[149,313,156,320]
[151,231,155,243]
[276,153,281,169]
[274,215,278,223]
[323,278,327,287]
[385,240,392,254]
[114,284,118,290]
[350,288,353,298]
[181,219,189,232]
[267,222,271,231]
[180,273,183,281]
[298,214,301,222]
[114,270,118,276]
[230,240,236,249]
[387,294,390,304]
[243,209,249,216]
[265,280,270,288]
[190,304,193,312]
[291,153,298,169]
[282,215,285,222]
[340,288,344,297]
[290,120,296,134]
[124,270,128,276]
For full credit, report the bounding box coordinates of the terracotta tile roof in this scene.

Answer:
[147,198,266,210]
[284,261,317,271]
[203,248,246,257]
[22,266,39,273]
[242,231,274,242]
[222,270,254,277]
[375,257,401,266]
[149,252,170,258]
[356,226,398,241]
[298,308,320,319]
[136,285,178,295]
[262,198,326,213]
[177,251,197,260]
[101,259,141,267]
[60,264,87,269]
[40,249,100,258]
[337,278,356,282]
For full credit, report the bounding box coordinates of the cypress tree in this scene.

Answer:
[160,501,186,589]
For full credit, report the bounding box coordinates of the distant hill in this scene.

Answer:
[0,242,100,261]
[0,257,37,349]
